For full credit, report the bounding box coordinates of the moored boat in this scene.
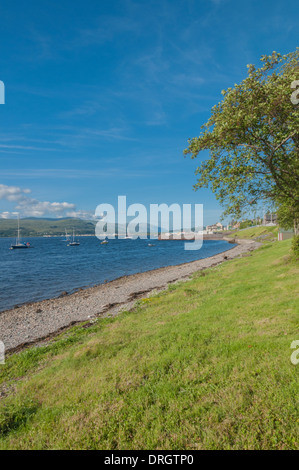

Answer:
[10,216,30,250]
[68,229,80,246]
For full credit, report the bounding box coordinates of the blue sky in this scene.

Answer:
[0,0,298,225]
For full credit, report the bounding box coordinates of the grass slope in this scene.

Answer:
[0,239,298,450]
[229,225,278,242]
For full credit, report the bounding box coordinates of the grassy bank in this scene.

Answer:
[228,225,278,242]
[0,239,298,449]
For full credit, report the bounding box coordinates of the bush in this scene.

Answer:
[291,235,299,259]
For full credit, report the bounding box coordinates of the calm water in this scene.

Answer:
[0,237,235,312]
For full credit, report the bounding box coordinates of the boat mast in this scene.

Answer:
[17,215,21,244]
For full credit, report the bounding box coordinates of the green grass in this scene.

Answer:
[228,225,279,242]
[0,239,298,450]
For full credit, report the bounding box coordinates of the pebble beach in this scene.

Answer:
[0,238,260,353]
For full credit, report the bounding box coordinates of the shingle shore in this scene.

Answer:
[0,239,260,352]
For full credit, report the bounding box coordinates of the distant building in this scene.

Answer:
[206,222,225,233]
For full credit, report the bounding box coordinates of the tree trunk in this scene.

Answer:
[294,218,299,236]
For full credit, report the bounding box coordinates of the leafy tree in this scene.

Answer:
[239,220,254,230]
[184,50,299,230]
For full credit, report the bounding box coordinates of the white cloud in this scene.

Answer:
[66,210,98,220]
[15,199,76,218]
[0,184,80,218]
[0,144,58,151]
[0,184,31,202]
[0,211,14,219]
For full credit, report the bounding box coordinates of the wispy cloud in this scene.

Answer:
[73,16,141,48]
[0,165,177,180]
[82,127,138,142]
[0,144,59,151]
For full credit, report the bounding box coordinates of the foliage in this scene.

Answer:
[184,50,299,220]
[239,220,254,229]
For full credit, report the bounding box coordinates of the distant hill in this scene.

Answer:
[0,218,97,238]
[0,218,164,238]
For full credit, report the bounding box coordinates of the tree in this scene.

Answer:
[184,50,299,230]
[239,219,254,230]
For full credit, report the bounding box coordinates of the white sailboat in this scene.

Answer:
[10,216,30,250]
[68,229,80,246]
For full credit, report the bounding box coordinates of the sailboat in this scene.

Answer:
[62,228,70,242]
[68,229,80,246]
[10,216,30,250]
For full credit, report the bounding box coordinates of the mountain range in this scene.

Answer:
[0,218,96,237]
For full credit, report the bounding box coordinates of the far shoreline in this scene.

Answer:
[0,233,230,239]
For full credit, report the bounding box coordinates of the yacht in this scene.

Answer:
[68,229,80,246]
[10,216,30,250]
